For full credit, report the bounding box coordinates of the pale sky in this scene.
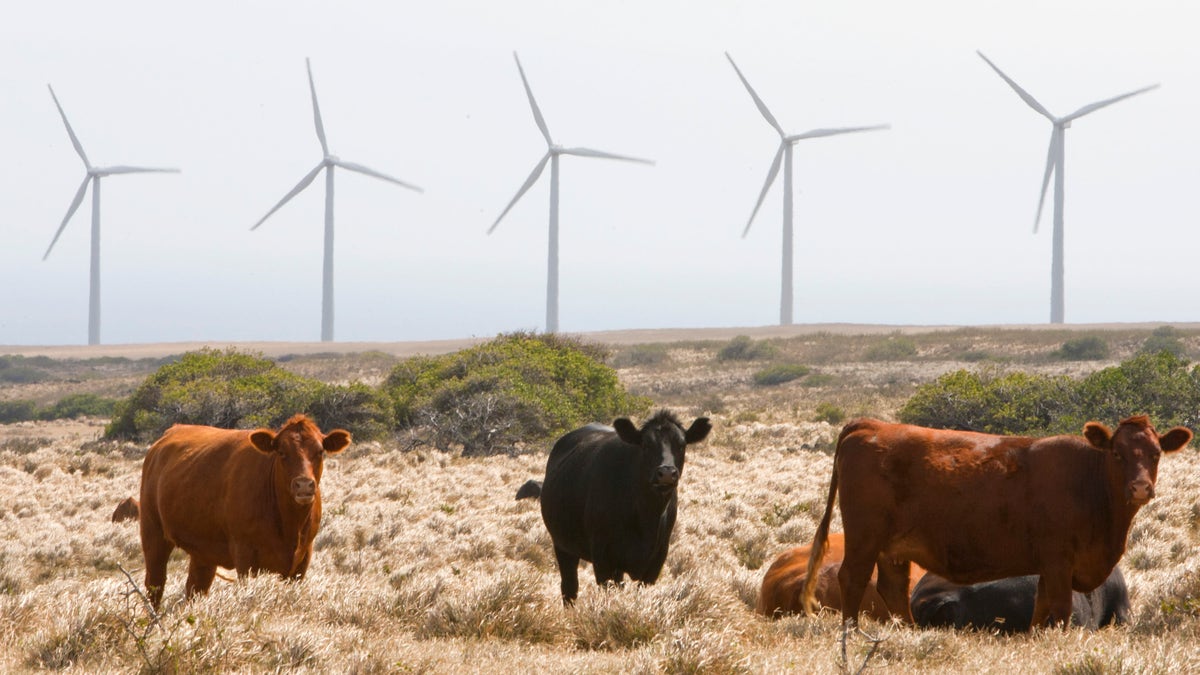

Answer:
[2,1,1198,345]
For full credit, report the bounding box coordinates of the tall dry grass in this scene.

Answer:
[2,334,1200,672]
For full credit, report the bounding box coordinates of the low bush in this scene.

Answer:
[38,393,118,420]
[612,344,671,367]
[1140,325,1186,357]
[0,399,38,424]
[385,332,649,456]
[900,352,1200,436]
[865,335,918,361]
[1056,335,1110,361]
[717,336,776,362]
[814,402,846,425]
[751,364,811,386]
[106,348,392,441]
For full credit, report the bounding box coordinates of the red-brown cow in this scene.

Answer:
[127,414,351,608]
[758,533,927,619]
[802,416,1191,628]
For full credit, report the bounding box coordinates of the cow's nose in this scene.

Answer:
[655,466,679,485]
[1129,481,1154,503]
[292,477,316,501]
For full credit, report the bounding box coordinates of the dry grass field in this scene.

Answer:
[3,327,1200,673]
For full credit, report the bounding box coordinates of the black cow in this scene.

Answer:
[516,411,711,604]
[911,566,1130,633]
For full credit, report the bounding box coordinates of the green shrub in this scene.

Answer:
[1140,325,1186,357]
[37,394,118,421]
[865,335,918,361]
[612,344,670,367]
[814,402,845,425]
[717,336,776,361]
[899,352,1200,436]
[106,348,391,441]
[1056,335,1110,361]
[0,356,50,384]
[1068,351,1200,433]
[0,400,38,424]
[751,364,811,386]
[384,332,649,456]
[898,368,1075,435]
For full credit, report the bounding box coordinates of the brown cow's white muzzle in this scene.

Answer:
[1128,481,1154,505]
[292,477,317,505]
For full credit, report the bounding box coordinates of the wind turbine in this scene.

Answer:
[726,53,888,326]
[43,85,179,346]
[252,58,423,342]
[977,51,1158,324]
[488,52,654,334]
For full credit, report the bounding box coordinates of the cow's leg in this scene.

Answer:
[554,546,580,605]
[185,558,218,599]
[139,515,173,610]
[875,557,915,623]
[1032,569,1074,628]
[838,541,882,625]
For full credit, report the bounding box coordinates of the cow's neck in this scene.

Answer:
[635,488,675,527]
[267,459,317,563]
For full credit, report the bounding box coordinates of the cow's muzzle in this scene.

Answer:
[653,466,679,490]
[291,477,317,505]
[1127,480,1154,505]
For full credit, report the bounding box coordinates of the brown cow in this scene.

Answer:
[131,414,351,608]
[758,533,926,619]
[111,496,140,523]
[803,416,1191,628]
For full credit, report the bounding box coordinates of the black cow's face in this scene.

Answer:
[1085,416,1191,506]
[615,413,712,493]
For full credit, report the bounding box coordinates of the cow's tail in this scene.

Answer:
[800,421,857,616]
[111,497,140,523]
[515,480,542,501]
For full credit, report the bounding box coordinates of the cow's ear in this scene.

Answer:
[249,429,276,454]
[1160,427,1193,454]
[1083,422,1113,450]
[323,429,352,454]
[614,418,641,445]
[685,417,712,445]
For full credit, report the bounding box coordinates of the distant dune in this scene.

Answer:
[3,322,1196,359]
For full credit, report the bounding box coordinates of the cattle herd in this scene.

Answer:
[112,408,1191,645]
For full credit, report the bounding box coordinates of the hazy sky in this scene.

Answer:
[3,1,1198,345]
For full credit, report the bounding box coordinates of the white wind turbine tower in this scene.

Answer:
[43,85,179,346]
[977,51,1158,324]
[252,58,423,342]
[726,53,888,326]
[488,52,654,334]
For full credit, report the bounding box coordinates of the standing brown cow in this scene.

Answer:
[125,414,351,608]
[802,416,1191,628]
[758,532,927,619]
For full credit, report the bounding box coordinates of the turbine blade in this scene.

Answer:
[251,163,324,230]
[47,85,90,169]
[1062,84,1159,123]
[334,159,424,192]
[95,166,181,175]
[306,58,329,155]
[725,53,785,136]
[44,176,91,260]
[488,153,550,234]
[559,147,655,165]
[513,52,553,145]
[1033,128,1059,233]
[788,124,891,141]
[976,51,1055,121]
[743,144,785,238]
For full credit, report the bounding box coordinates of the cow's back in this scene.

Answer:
[539,425,620,559]
[140,424,266,560]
